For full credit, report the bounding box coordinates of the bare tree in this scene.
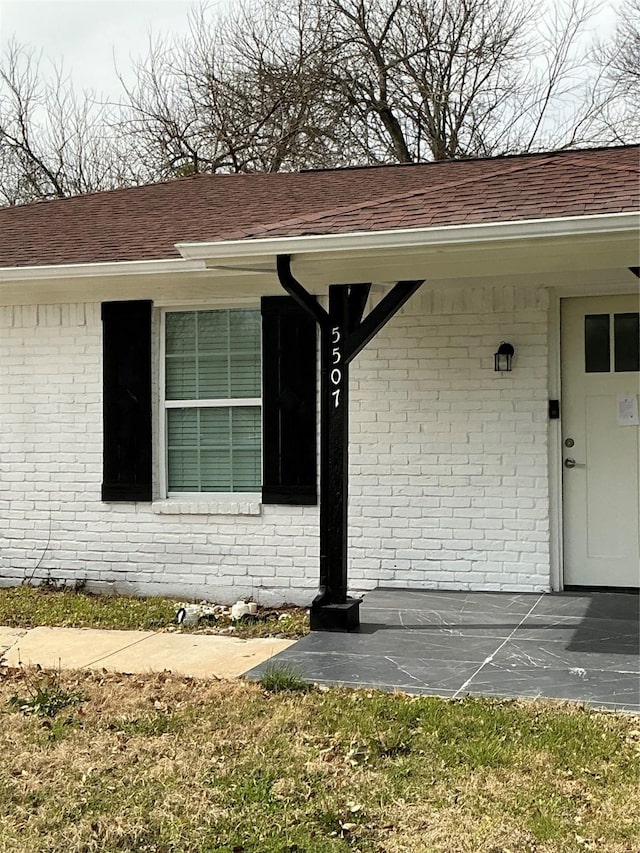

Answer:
[120,0,624,177]
[320,0,618,162]
[119,0,346,177]
[594,0,640,142]
[2,0,633,204]
[0,40,135,204]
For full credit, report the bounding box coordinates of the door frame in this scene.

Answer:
[549,279,640,591]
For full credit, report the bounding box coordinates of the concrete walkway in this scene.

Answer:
[247,589,640,712]
[0,625,295,680]
[4,589,637,709]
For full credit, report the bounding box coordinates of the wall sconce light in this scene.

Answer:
[494,341,514,372]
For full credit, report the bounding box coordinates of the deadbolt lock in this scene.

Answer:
[564,438,575,448]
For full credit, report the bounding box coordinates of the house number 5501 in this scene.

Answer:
[331,326,342,408]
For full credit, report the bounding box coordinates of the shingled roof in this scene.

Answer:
[0,145,637,268]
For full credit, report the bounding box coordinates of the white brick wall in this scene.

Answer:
[350,283,551,593]
[0,283,551,604]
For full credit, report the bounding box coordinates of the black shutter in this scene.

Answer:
[101,301,153,501]
[262,296,317,505]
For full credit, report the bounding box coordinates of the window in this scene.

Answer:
[101,298,315,506]
[584,314,610,373]
[614,312,640,372]
[585,312,640,374]
[164,309,261,493]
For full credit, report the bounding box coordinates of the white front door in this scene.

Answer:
[561,295,640,588]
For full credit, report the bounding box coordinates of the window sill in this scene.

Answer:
[152,498,262,516]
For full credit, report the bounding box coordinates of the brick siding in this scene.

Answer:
[0,283,551,604]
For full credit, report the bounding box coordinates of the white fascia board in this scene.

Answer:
[0,256,205,284]
[176,212,640,265]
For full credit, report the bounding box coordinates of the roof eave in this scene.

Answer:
[0,256,205,284]
[176,212,640,267]
[0,212,637,285]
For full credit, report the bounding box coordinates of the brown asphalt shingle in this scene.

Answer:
[0,145,637,268]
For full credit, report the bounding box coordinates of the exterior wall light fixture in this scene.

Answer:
[494,341,514,372]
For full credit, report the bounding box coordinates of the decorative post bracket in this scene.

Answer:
[277,254,424,631]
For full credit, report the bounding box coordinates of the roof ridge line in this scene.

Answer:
[0,171,221,214]
[555,157,640,175]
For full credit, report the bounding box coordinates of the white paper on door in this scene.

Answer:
[617,393,639,426]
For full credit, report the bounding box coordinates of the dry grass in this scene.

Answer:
[0,667,638,852]
[0,585,309,639]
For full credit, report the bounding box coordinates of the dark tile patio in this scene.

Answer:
[247,589,640,711]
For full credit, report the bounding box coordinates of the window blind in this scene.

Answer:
[165,309,261,493]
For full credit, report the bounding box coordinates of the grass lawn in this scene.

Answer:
[0,667,638,853]
[0,584,309,639]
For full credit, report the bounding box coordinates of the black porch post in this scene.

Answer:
[276,254,423,631]
[313,285,358,628]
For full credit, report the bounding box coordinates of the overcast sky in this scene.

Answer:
[0,0,197,96]
[0,0,624,101]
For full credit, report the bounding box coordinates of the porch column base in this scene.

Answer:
[310,598,361,632]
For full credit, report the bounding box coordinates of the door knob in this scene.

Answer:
[564,458,576,469]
